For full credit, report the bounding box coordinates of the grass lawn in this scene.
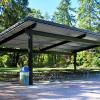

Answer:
[0,67,100,73]
[0,67,70,72]
[0,67,20,72]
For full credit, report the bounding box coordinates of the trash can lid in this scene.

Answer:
[21,66,29,72]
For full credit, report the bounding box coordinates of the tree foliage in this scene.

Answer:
[28,8,44,19]
[53,0,75,26]
[0,0,29,29]
[44,12,50,21]
[0,0,29,67]
[76,0,100,68]
[0,0,99,69]
[77,0,100,32]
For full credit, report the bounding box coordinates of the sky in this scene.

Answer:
[28,0,79,16]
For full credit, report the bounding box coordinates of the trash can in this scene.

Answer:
[20,66,29,86]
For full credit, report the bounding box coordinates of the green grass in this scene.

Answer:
[0,67,20,72]
[33,67,69,72]
[0,67,70,72]
[0,67,100,73]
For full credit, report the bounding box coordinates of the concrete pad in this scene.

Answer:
[0,78,100,100]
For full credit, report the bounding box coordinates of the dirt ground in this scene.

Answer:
[0,77,100,100]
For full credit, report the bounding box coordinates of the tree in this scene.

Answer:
[77,0,100,32]
[44,12,50,21]
[53,0,75,26]
[77,51,94,68]
[76,0,100,69]
[0,0,29,28]
[28,8,44,19]
[0,0,29,67]
[50,0,76,68]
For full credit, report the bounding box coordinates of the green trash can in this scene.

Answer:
[20,66,29,86]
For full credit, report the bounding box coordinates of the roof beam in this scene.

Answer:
[0,23,37,45]
[40,34,86,51]
[72,45,99,53]
[0,48,71,55]
[28,30,100,45]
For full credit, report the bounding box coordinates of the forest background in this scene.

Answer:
[0,0,100,71]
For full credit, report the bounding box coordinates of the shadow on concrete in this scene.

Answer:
[0,78,100,100]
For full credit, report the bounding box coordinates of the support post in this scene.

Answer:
[73,52,77,72]
[27,31,33,85]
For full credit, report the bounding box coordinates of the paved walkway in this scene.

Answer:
[0,78,100,100]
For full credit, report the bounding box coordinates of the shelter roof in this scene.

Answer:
[0,17,100,54]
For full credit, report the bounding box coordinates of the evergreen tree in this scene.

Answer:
[77,0,100,32]
[77,0,100,68]
[0,0,29,28]
[53,0,75,26]
[44,12,50,21]
[0,0,29,67]
[28,8,44,19]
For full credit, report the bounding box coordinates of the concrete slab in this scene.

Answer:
[0,78,100,100]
